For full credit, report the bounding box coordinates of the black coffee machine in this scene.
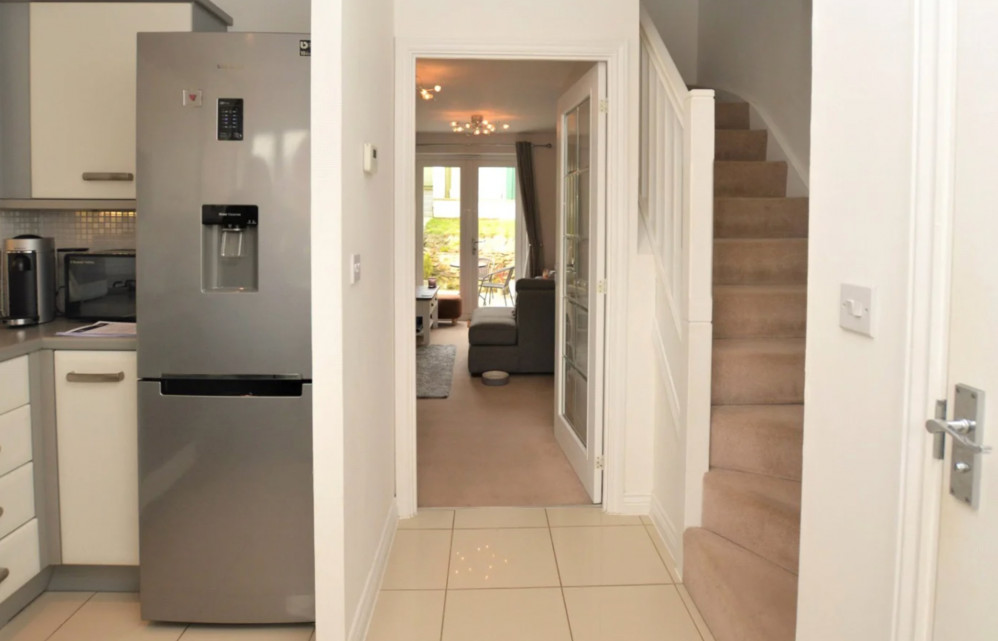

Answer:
[2,235,56,327]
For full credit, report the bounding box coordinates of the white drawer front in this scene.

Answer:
[0,463,35,541]
[0,356,29,416]
[0,519,40,603]
[0,405,32,477]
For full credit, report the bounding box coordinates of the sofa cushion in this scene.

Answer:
[469,307,517,345]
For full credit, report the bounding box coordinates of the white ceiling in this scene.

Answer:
[415,59,593,134]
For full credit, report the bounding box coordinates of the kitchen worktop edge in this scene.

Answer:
[0,319,136,361]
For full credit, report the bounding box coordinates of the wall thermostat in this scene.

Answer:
[363,143,378,174]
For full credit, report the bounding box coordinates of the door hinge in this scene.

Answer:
[599,99,609,114]
[595,456,605,470]
[597,280,607,294]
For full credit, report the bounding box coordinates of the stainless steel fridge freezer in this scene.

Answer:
[135,32,313,623]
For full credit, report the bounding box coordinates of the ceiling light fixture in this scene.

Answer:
[419,84,442,100]
[451,114,510,135]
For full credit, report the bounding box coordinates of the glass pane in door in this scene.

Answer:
[422,166,461,295]
[562,99,590,446]
[477,166,517,307]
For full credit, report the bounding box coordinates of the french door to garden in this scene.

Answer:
[420,158,520,316]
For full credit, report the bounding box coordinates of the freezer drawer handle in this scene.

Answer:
[66,371,125,383]
[82,172,134,182]
[0,568,8,584]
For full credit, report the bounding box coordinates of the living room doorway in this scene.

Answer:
[395,46,631,517]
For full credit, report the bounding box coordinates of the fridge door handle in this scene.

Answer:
[66,371,126,383]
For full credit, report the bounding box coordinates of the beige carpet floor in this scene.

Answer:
[417,322,592,507]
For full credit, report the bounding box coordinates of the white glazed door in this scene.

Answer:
[554,63,606,502]
[55,351,138,565]
[932,2,998,638]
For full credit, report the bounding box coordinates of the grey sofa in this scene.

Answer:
[467,278,555,375]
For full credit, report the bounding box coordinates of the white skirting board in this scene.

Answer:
[347,500,399,641]
[650,495,683,580]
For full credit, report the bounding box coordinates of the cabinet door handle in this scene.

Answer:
[0,507,4,518]
[0,568,8,584]
[81,172,134,182]
[66,371,125,383]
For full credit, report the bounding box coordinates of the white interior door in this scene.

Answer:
[554,63,606,502]
[932,3,998,638]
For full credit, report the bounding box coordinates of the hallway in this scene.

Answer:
[367,506,714,641]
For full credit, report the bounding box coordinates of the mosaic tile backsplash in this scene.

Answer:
[0,209,136,252]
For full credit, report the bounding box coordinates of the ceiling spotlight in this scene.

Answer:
[419,84,442,101]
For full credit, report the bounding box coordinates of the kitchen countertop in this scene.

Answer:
[0,319,136,361]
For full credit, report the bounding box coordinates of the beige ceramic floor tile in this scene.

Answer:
[363,590,444,641]
[448,528,559,589]
[677,584,717,641]
[563,585,702,641]
[644,524,682,583]
[442,588,571,641]
[398,510,455,530]
[381,530,452,590]
[47,593,185,641]
[452,507,548,529]
[179,624,313,640]
[546,507,643,527]
[551,526,672,586]
[0,592,94,641]
[640,515,653,525]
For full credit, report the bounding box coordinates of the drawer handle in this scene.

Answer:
[0,568,8,584]
[0,507,3,518]
[66,371,125,383]
[82,172,134,182]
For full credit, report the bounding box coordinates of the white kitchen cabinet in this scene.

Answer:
[0,520,40,603]
[28,3,228,199]
[54,350,138,565]
[0,356,29,416]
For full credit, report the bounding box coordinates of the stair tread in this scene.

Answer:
[711,405,804,481]
[684,528,798,641]
[713,337,806,349]
[705,469,802,510]
[714,237,807,245]
[714,284,807,294]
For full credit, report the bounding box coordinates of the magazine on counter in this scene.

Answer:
[56,321,137,338]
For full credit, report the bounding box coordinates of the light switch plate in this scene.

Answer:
[350,254,361,284]
[840,283,874,337]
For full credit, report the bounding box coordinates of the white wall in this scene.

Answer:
[213,0,310,32]
[642,0,699,85]
[312,0,395,639]
[698,0,811,188]
[797,1,918,638]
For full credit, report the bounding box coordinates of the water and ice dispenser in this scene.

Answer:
[201,205,259,292]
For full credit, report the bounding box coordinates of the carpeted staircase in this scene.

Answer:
[683,101,808,641]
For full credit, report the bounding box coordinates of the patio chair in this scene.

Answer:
[479,265,515,305]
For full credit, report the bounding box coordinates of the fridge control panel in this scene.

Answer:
[217,98,244,141]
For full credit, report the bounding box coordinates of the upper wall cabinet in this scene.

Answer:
[1,2,231,202]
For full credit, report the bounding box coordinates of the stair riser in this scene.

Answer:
[684,528,798,641]
[715,102,750,130]
[715,162,787,197]
[712,345,805,405]
[702,476,801,573]
[715,130,768,161]
[714,198,809,239]
[713,289,807,339]
[713,240,808,286]
[711,410,804,481]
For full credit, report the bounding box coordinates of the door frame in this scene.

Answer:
[393,39,632,518]
[871,0,956,638]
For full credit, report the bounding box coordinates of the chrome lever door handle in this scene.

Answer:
[926,418,993,454]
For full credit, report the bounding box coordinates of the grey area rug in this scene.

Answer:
[416,344,457,399]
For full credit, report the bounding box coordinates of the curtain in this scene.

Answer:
[515,141,544,277]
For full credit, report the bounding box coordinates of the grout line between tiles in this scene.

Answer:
[673,584,709,641]
[544,511,575,641]
[438,517,456,641]
[641,522,679,583]
[42,591,100,641]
